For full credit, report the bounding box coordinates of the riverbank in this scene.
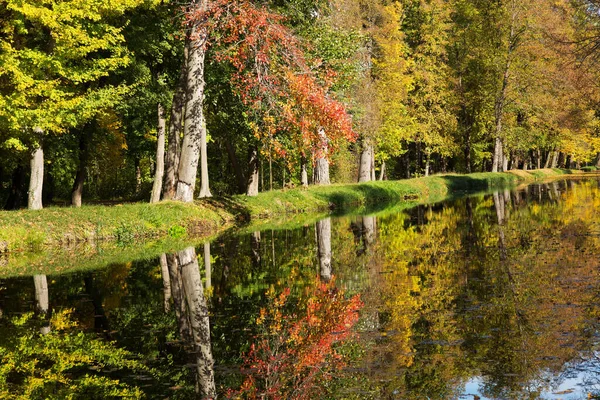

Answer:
[0,168,582,253]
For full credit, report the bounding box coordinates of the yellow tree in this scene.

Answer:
[0,0,147,209]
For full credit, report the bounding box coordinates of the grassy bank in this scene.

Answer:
[0,168,581,253]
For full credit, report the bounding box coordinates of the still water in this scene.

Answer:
[2,179,600,399]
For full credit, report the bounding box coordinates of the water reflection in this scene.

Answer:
[1,179,600,398]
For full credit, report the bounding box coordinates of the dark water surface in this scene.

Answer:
[2,179,600,399]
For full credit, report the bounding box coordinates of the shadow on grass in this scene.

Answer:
[438,174,515,193]
[205,196,252,223]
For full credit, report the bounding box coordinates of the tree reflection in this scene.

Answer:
[169,247,216,399]
[316,218,332,282]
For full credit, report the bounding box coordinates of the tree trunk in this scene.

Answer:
[177,246,216,398]
[557,152,565,168]
[175,20,209,202]
[358,141,373,182]
[551,151,559,168]
[198,112,211,198]
[595,153,600,168]
[71,131,89,208]
[370,148,376,181]
[203,242,211,290]
[313,128,330,185]
[151,103,167,203]
[300,155,308,188]
[544,151,551,168]
[164,50,187,200]
[492,136,504,173]
[135,159,142,195]
[379,160,386,181]
[502,151,509,172]
[28,138,44,210]
[314,158,330,185]
[159,254,172,313]
[34,274,49,314]
[166,254,192,344]
[464,127,472,173]
[425,152,431,177]
[316,218,332,282]
[34,274,50,335]
[416,140,422,175]
[246,146,259,196]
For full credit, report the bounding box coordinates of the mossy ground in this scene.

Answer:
[0,168,583,254]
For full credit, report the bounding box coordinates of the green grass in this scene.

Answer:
[233,168,579,218]
[0,168,583,253]
[0,201,232,252]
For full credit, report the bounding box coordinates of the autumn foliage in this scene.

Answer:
[227,280,363,400]
[186,0,356,161]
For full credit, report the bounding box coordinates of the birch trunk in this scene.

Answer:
[316,218,332,282]
[358,141,373,182]
[551,151,559,168]
[301,155,309,188]
[198,112,211,198]
[164,49,187,200]
[178,246,216,398]
[544,151,552,168]
[175,14,209,203]
[314,158,330,185]
[151,103,167,203]
[246,146,259,196]
[313,128,330,185]
[28,137,44,210]
[379,160,386,181]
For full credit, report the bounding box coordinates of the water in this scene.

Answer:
[2,179,600,399]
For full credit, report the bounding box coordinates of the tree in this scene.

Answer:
[0,0,145,209]
[188,0,356,195]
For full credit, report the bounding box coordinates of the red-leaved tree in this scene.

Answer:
[186,0,356,189]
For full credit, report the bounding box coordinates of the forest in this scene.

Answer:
[2,0,600,210]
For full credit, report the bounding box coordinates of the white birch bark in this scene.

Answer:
[246,147,259,196]
[175,10,209,202]
[28,134,44,210]
[358,142,373,183]
[151,103,167,203]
